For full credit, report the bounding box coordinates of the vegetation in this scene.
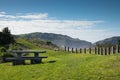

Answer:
[0,51,120,80]
[0,27,15,62]
[0,27,58,63]
[0,27,14,45]
[25,38,58,49]
[0,27,120,80]
[0,38,120,80]
[15,32,93,48]
[95,36,120,47]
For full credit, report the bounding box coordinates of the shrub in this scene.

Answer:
[0,47,14,63]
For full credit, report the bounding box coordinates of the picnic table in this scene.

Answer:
[6,50,47,65]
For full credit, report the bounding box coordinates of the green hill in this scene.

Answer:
[14,32,93,48]
[0,39,120,80]
[95,36,120,47]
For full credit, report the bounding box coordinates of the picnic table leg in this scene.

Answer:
[12,59,25,65]
[31,59,42,64]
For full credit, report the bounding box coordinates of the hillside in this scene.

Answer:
[15,38,58,50]
[95,36,120,47]
[1,33,120,80]
[14,32,93,48]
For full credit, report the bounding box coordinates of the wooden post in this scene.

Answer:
[75,48,78,53]
[65,46,66,51]
[98,47,100,55]
[84,48,86,54]
[68,47,69,52]
[89,48,91,54]
[105,48,107,55]
[118,45,120,53]
[34,52,39,57]
[101,47,103,55]
[116,45,119,53]
[80,48,82,53]
[72,48,74,53]
[112,46,115,54]
[108,47,111,55]
[95,47,97,54]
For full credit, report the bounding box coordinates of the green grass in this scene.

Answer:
[0,39,120,80]
[16,38,41,49]
[0,51,120,80]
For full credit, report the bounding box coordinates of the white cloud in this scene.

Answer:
[18,13,48,19]
[0,13,48,19]
[0,12,115,42]
[0,12,6,15]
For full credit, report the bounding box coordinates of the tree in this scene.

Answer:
[2,27,10,34]
[0,27,15,45]
[46,41,52,45]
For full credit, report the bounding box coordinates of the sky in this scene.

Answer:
[0,0,120,43]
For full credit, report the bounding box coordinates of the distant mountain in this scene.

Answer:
[14,32,93,48]
[95,36,120,47]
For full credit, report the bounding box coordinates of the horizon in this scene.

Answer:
[0,0,120,43]
[11,31,120,43]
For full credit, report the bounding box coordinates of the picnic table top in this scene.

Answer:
[10,50,46,53]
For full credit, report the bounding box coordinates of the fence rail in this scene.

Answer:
[64,45,120,55]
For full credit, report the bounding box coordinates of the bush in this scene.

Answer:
[0,47,14,63]
[0,47,6,57]
[46,41,52,45]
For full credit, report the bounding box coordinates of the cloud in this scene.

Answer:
[0,11,112,42]
[18,13,48,19]
[0,12,48,20]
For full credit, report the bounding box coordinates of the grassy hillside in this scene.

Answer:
[15,32,93,48]
[16,38,58,50]
[0,39,120,80]
[16,38,41,49]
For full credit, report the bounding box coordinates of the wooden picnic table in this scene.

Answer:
[6,50,47,65]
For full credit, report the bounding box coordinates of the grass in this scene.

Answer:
[0,51,120,80]
[16,38,41,49]
[0,39,120,80]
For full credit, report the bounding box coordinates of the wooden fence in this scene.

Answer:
[64,45,120,55]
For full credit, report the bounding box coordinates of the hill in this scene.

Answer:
[1,32,120,80]
[95,36,120,47]
[14,32,93,48]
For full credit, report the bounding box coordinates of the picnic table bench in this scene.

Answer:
[6,50,48,65]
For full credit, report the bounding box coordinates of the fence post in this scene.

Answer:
[108,47,111,55]
[118,45,120,53]
[80,48,82,53]
[76,48,78,53]
[65,46,66,51]
[68,47,69,52]
[72,48,74,53]
[95,47,97,54]
[111,46,115,54]
[89,48,91,54]
[84,48,86,54]
[98,47,100,55]
[101,47,103,55]
[105,48,107,55]
[116,45,119,53]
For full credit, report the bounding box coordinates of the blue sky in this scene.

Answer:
[0,0,120,42]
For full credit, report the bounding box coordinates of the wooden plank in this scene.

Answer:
[22,56,48,59]
[10,50,46,53]
[6,56,47,60]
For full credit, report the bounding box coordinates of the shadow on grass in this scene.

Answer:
[47,60,56,63]
[5,60,57,66]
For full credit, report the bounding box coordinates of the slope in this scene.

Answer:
[95,36,120,47]
[15,32,93,48]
